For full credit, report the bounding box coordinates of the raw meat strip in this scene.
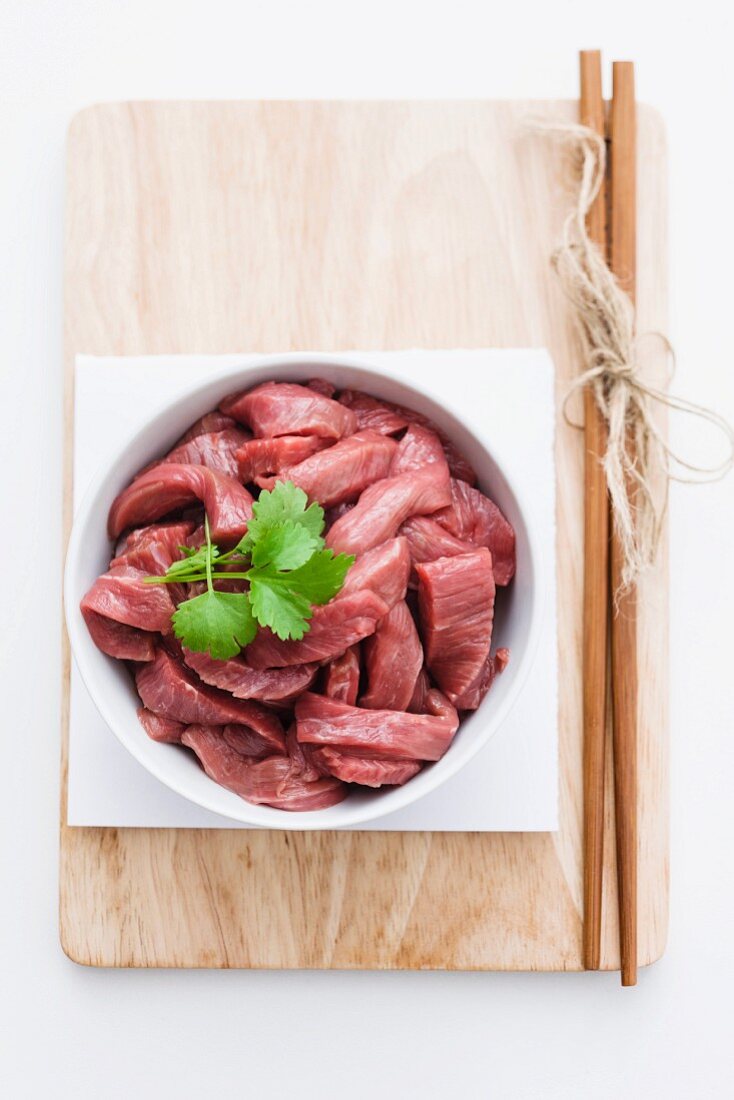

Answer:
[177,412,237,444]
[495,647,510,673]
[326,465,452,556]
[111,521,195,574]
[221,381,357,440]
[415,549,496,704]
[245,590,389,669]
[360,601,423,711]
[285,723,322,783]
[81,568,176,634]
[323,646,361,705]
[381,400,477,484]
[159,428,250,479]
[338,389,408,435]
[183,648,317,703]
[434,479,516,585]
[181,725,346,810]
[137,708,184,744]
[311,746,421,788]
[306,378,336,398]
[221,723,285,759]
[236,435,327,483]
[423,687,460,727]
[259,430,397,507]
[339,537,411,610]
[136,648,285,747]
[108,463,254,546]
[82,612,157,661]
[110,520,195,607]
[399,515,476,566]
[389,424,446,476]
[439,440,476,486]
[407,667,432,713]
[452,647,510,711]
[295,693,458,761]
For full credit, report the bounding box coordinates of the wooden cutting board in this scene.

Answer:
[61,100,668,970]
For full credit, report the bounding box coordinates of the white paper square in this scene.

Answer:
[68,350,558,831]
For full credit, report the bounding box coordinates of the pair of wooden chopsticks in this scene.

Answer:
[579,50,638,986]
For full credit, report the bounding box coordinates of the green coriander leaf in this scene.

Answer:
[246,549,354,639]
[250,520,319,571]
[248,573,313,641]
[171,589,257,659]
[240,481,325,553]
[280,549,355,605]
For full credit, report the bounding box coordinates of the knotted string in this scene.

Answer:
[536,121,734,591]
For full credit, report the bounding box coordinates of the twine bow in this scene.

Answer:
[538,122,734,591]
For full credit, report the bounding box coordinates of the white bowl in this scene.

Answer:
[64,354,545,829]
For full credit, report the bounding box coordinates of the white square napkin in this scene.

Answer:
[68,350,558,830]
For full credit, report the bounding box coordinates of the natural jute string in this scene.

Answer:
[537,122,734,592]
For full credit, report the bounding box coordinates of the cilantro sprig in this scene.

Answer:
[144,482,354,659]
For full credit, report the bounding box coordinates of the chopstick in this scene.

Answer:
[579,49,609,973]
[608,60,638,987]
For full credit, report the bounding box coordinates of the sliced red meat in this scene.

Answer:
[295,693,458,761]
[306,378,336,398]
[135,648,285,747]
[439,441,476,485]
[236,435,328,483]
[80,379,518,807]
[452,647,510,711]
[112,520,195,574]
[381,400,477,484]
[114,526,192,611]
[222,723,285,759]
[495,647,510,673]
[340,537,411,610]
[159,428,250,479]
[110,520,195,607]
[311,746,421,788]
[82,610,157,661]
[183,648,317,703]
[181,725,346,810]
[407,667,432,713]
[285,723,322,782]
[81,569,175,634]
[326,465,451,556]
[137,708,184,743]
[434,479,516,585]
[338,389,408,435]
[108,463,254,546]
[221,381,357,440]
[323,645,361,705]
[259,430,397,507]
[390,424,446,476]
[415,549,496,705]
[423,687,460,727]
[177,412,238,444]
[245,590,389,669]
[399,515,477,568]
[360,601,423,711]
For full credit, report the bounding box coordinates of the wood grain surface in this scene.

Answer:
[61,100,668,970]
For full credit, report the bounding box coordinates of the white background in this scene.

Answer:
[1,2,732,1097]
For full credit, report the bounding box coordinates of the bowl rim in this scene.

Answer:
[64,352,547,830]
